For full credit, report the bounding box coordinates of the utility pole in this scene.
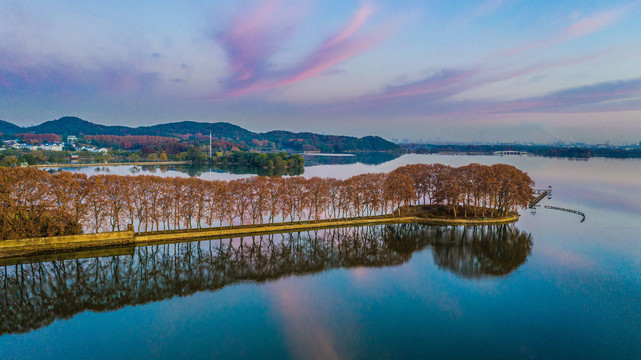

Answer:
[209,130,212,158]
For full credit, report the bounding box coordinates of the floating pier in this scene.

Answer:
[544,205,585,223]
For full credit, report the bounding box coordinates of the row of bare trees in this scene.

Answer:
[0,163,533,239]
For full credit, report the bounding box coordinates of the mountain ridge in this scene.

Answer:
[0,116,399,152]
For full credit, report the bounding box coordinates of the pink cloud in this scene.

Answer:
[216,3,396,98]
[274,3,381,87]
[218,0,287,84]
[323,3,374,49]
[561,8,623,40]
[299,4,632,114]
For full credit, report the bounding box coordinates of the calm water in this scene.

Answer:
[3,155,641,359]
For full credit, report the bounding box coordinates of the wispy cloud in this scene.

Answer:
[216,2,397,98]
[323,3,634,117]
[274,3,385,87]
[0,3,164,97]
[363,68,482,101]
[213,3,630,104]
[449,0,506,30]
[561,8,624,41]
[338,44,618,112]
[0,48,160,96]
[474,0,504,17]
[489,78,641,113]
[498,7,626,57]
[468,0,505,23]
[324,73,641,119]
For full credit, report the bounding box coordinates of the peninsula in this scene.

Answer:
[0,163,533,259]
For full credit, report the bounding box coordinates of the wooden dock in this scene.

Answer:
[530,191,548,207]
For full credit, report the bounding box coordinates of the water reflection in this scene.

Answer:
[154,164,304,177]
[0,224,531,336]
[50,163,304,178]
[302,152,401,166]
[49,152,401,178]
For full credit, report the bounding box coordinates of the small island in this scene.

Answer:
[397,204,519,224]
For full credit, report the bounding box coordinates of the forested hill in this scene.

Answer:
[26,117,132,136]
[261,131,398,152]
[0,120,23,135]
[0,116,400,152]
[131,121,254,140]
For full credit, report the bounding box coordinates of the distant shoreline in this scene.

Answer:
[403,144,641,159]
[31,161,191,168]
[301,153,356,157]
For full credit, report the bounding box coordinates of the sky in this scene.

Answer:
[1,0,641,144]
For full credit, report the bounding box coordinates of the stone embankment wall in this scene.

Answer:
[0,214,519,259]
[0,230,134,258]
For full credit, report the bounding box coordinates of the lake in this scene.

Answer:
[2,154,640,359]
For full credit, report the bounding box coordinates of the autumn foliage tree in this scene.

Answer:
[0,168,82,240]
[0,163,534,239]
[17,133,62,144]
[84,135,180,150]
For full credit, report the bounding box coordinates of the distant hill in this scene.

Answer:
[131,121,255,140]
[261,131,398,152]
[27,116,132,136]
[0,120,24,135]
[0,116,400,152]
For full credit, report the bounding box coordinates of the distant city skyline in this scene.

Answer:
[1,0,640,144]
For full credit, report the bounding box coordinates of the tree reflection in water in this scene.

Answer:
[0,224,531,336]
[384,225,533,278]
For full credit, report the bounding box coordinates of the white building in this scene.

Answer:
[41,143,64,151]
